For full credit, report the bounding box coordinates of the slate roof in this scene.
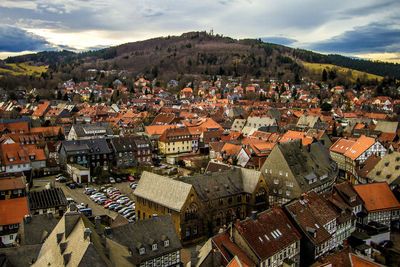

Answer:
[177,168,261,202]
[32,211,110,267]
[374,121,398,133]
[235,207,301,261]
[266,140,337,192]
[133,172,192,212]
[72,123,113,137]
[0,244,42,267]
[19,214,59,245]
[107,214,181,266]
[62,139,112,155]
[365,151,400,185]
[28,188,68,210]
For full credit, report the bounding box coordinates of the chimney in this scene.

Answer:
[343,239,348,247]
[47,210,54,218]
[307,144,311,152]
[83,228,92,241]
[273,202,279,213]
[24,215,32,223]
[251,210,258,221]
[95,216,101,230]
[191,251,200,267]
[104,227,112,237]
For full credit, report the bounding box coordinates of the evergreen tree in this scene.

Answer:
[322,69,328,82]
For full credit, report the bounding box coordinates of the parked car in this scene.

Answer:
[116,178,122,183]
[114,205,124,211]
[128,176,135,182]
[76,183,83,188]
[56,177,68,183]
[109,177,116,184]
[68,183,76,189]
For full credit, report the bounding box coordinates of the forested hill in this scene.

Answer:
[4,31,400,80]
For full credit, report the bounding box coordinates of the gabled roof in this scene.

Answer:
[0,175,25,191]
[344,136,376,161]
[0,197,29,226]
[133,171,192,212]
[213,233,255,267]
[107,214,181,266]
[354,182,400,212]
[236,207,301,260]
[330,138,356,155]
[365,151,400,185]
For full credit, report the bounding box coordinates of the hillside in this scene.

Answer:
[3,31,400,85]
[0,62,48,78]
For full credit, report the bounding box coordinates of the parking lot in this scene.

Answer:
[38,175,137,220]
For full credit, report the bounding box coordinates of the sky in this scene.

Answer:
[0,0,399,62]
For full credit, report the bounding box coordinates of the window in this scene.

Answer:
[164,240,169,247]
[139,247,145,255]
[152,244,158,251]
[279,170,283,176]
[185,227,190,237]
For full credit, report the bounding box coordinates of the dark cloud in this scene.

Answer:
[340,0,399,17]
[261,37,297,46]
[0,25,50,52]
[308,22,400,53]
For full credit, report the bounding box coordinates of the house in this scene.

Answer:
[158,127,198,155]
[260,140,338,207]
[105,214,182,267]
[31,101,50,120]
[67,123,114,140]
[296,115,322,130]
[343,136,386,183]
[364,151,400,188]
[16,213,59,246]
[32,210,111,266]
[232,206,301,267]
[244,116,278,133]
[134,168,268,244]
[0,173,26,200]
[231,119,246,132]
[284,192,339,266]
[0,197,29,245]
[353,182,400,229]
[220,143,250,167]
[28,188,68,217]
[67,164,91,184]
[0,143,31,173]
[59,139,113,169]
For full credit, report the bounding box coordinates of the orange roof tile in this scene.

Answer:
[354,182,400,212]
[0,197,29,225]
[330,138,356,155]
[344,136,375,160]
[145,125,177,136]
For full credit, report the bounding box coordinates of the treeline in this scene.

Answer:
[328,54,400,80]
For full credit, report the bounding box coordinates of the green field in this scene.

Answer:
[0,62,48,78]
[302,62,383,82]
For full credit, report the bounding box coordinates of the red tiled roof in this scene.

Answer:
[330,138,356,155]
[213,233,255,267]
[0,197,29,225]
[236,207,301,260]
[343,136,375,161]
[0,176,25,191]
[354,182,400,212]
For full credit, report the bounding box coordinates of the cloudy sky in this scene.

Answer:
[0,0,399,62]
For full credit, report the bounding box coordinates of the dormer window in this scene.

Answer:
[139,247,145,255]
[152,243,157,251]
[164,240,169,247]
